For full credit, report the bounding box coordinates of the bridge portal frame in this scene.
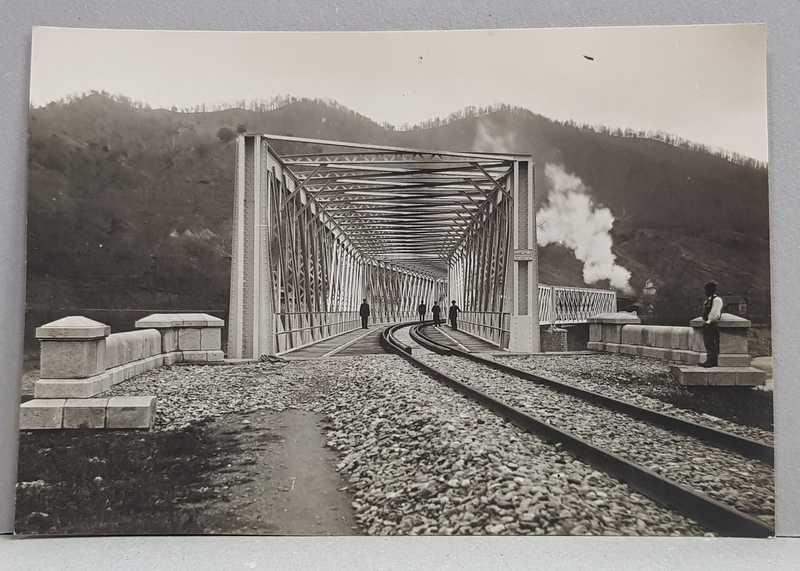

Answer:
[228,134,541,359]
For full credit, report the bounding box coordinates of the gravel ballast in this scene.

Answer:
[103,356,710,536]
[494,354,773,444]
[419,354,775,526]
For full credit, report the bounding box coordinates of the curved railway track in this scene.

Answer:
[379,322,774,538]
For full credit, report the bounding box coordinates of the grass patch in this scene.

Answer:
[15,424,235,536]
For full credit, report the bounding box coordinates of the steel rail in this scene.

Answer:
[416,325,774,466]
[380,323,773,538]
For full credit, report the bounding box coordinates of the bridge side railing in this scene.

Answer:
[275,311,360,353]
[458,312,511,350]
[274,286,616,353]
[539,285,617,326]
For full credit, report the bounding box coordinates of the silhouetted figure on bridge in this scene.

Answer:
[432,301,442,327]
[449,300,460,331]
[359,299,370,329]
[417,301,427,323]
[699,281,723,367]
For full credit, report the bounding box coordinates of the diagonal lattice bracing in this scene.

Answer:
[229,135,614,358]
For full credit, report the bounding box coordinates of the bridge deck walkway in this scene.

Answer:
[280,325,388,359]
[280,321,501,360]
[420,323,500,353]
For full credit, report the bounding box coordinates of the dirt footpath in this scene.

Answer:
[199,408,356,535]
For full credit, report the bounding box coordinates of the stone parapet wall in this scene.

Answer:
[22,313,225,430]
[587,312,764,387]
[587,312,751,366]
[134,313,224,363]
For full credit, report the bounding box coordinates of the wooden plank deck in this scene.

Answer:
[421,323,500,353]
[281,326,388,359]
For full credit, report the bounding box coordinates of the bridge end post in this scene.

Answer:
[228,135,275,359]
[508,159,540,353]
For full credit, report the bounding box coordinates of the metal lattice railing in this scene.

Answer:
[458,311,511,349]
[460,285,614,350]
[274,311,361,353]
[538,284,617,326]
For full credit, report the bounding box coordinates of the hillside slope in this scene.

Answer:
[25,95,771,341]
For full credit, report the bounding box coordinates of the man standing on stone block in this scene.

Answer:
[359,298,370,329]
[699,281,723,367]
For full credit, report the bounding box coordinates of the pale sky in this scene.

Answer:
[30,25,768,161]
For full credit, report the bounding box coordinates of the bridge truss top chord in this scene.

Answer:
[266,134,527,279]
[228,134,611,359]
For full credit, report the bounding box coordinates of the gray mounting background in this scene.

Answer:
[1,1,798,568]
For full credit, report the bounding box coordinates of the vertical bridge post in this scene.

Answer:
[508,159,540,353]
[228,135,274,359]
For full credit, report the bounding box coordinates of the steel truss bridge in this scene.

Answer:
[228,135,616,358]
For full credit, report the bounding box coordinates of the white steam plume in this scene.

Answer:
[537,164,633,294]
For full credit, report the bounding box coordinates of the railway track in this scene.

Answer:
[380,322,774,537]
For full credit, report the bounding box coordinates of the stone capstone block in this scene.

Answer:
[178,328,202,351]
[20,399,66,430]
[35,316,110,340]
[39,339,105,379]
[106,396,157,429]
[63,398,109,429]
[177,314,210,327]
[135,313,183,329]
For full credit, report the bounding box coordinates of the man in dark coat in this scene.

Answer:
[448,300,460,331]
[417,301,426,323]
[432,301,442,327]
[699,282,723,367]
[359,298,370,329]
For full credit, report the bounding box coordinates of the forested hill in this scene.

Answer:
[26,94,771,330]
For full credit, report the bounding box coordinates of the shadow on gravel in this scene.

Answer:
[659,388,774,431]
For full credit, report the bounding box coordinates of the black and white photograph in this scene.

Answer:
[15,25,773,537]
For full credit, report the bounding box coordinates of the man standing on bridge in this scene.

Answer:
[359,298,371,329]
[449,300,460,331]
[432,301,442,327]
[699,281,723,367]
[417,300,427,323]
